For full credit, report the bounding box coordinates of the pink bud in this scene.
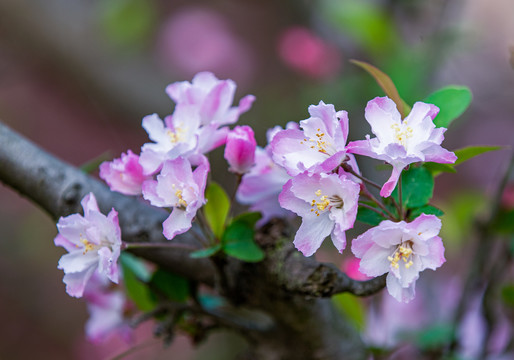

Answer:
[224,125,257,174]
[99,151,150,196]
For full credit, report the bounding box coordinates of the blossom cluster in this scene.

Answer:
[53,71,458,347]
[54,72,256,341]
[238,96,455,302]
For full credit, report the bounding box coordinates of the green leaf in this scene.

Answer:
[204,182,230,239]
[392,166,434,209]
[222,218,264,262]
[357,206,385,226]
[80,151,112,174]
[332,293,366,331]
[120,253,155,311]
[190,243,222,259]
[149,269,189,302]
[350,59,411,117]
[409,205,444,220]
[423,162,457,176]
[232,212,262,228]
[424,86,472,128]
[424,145,501,177]
[454,145,502,165]
[491,209,514,235]
[120,252,151,281]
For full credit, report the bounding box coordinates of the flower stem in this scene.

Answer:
[341,164,382,190]
[360,186,397,221]
[358,202,388,219]
[398,173,404,220]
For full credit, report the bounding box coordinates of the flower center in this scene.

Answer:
[388,240,414,269]
[310,189,344,216]
[166,126,185,144]
[80,237,96,255]
[172,184,188,209]
[300,128,333,155]
[391,121,413,147]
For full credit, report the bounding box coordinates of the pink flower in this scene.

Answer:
[99,150,151,196]
[138,106,204,175]
[237,147,292,225]
[351,214,446,303]
[54,193,121,298]
[84,272,132,344]
[224,125,257,174]
[139,72,255,175]
[237,123,297,225]
[142,157,209,240]
[347,97,457,197]
[279,171,360,256]
[341,257,371,281]
[271,101,351,176]
[166,71,255,127]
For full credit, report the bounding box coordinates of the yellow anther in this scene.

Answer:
[166,127,185,144]
[391,122,413,146]
[80,238,95,255]
[315,189,322,196]
[316,198,330,211]
[389,241,415,270]
[175,189,188,207]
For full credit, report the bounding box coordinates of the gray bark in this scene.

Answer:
[0,121,385,359]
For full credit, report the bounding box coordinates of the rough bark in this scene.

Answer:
[0,121,385,359]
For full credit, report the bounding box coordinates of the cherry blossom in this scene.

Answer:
[237,146,292,225]
[138,106,205,175]
[84,272,132,344]
[271,101,351,176]
[237,123,298,225]
[165,71,255,127]
[279,171,360,256]
[351,214,446,302]
[54,193,121,298]
[139,72,255,175]
[347,97,457,197]
[142,157,209,240]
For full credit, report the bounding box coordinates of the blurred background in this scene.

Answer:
[0,0,513,358]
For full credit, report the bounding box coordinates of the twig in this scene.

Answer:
[358,202,388,218]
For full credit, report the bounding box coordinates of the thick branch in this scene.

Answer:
[0,121,215,285]
[0,120,385,298]
[0,120,382,358]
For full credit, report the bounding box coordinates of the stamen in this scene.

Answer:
[175,189,188,208]
[389,241,414,270]
[391,122,413,146]
[310,190,343,215]
[166,126,185,144]
[80,238,95,255]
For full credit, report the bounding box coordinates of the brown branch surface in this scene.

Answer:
[0,120,386,359]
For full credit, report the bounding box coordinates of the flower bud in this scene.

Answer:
[224,125,257,174]
[99,150,150,196]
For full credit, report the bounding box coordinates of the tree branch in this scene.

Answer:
[0,121,215,285]
[0,120,385,298]
[0,120,386,358]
